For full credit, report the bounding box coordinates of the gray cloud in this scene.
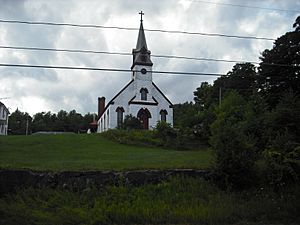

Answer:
[0,0,298,115]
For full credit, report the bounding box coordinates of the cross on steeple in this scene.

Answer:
[139,11,144,22]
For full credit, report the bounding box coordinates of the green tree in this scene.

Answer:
[67,110,83,133]
[262,91,300,185]
[193,82,213,110]
[121,114,142,130]
[56,110,68,131]
[8,109,32,135]
[213,63,257,102]
[210,92,257,188]
[258,17,300,108]
[173,102,200,128]
[293,15,300,31]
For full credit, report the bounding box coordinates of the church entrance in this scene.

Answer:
[137,108,151,129]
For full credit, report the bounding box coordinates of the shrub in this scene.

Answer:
[210,92,258,189]
[263,131,300,186]
[121,115,142,130]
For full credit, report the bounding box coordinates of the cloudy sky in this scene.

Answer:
[0,0,299,115]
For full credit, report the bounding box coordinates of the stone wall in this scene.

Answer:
[0,169,210,195]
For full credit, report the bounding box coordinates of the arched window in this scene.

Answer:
[107,110,109,128]
[116,107,125,128]
[160,109,168,122]
[104,114,106,130]
[140,88,148,101]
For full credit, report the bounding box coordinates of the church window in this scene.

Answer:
[160,110,168,122]
[116,107,125,128]
[140,88,148,101]
[107,110,109,128]
[104,114,106,130]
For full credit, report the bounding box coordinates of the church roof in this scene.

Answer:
[131,18,153,69]
[136,22,148,50]
[0,101,9,113]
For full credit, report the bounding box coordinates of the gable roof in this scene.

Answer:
[0,101,9,114]
[152,82,173,107]
[101,79,134,116]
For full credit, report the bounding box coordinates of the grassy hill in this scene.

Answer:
[0,134,212,171]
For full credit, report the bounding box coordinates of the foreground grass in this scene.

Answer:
[0,134,212,171]
[0,178,299,225]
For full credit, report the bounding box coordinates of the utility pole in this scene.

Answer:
[25,117,29,135]
[219,86,222,106]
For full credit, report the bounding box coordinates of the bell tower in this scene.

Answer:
[131,11,153,83]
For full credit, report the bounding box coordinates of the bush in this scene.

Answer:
[121,114,142,130]
[210,92,258,189]
[263,131,300,186]
[102,129,162,147]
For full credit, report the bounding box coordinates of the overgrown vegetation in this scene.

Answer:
[0,177,299,225]
[171,17,300,188]
[103,121,206,150]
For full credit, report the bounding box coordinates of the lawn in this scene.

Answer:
[0,134,212,171]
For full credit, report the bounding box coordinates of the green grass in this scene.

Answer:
[0,134,212,171]
[1,178,299,225]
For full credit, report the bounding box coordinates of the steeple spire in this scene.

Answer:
[139,11,144,22]
[131,11,153,69]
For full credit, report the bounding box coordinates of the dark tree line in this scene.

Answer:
[173,16,300,188]
[8,109,96,134]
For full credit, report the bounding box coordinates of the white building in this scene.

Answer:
[0,102,9,135]
[97,15,173,132]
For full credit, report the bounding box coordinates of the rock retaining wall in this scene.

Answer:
[0,169,211,195]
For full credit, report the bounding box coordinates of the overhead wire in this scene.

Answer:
[0,19,275,41]
[0,63,224,77]
[188,0,300,13]
[0,45,298,68]
[0,63,296,78]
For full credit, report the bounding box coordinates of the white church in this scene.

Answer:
[97,13,173,132]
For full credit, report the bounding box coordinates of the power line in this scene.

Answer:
[0,63,224,77]
[0,63,296,78]
[0,45,298,68]
[0,19,275,41]
[189,0,300,13]
[0,45,131,56]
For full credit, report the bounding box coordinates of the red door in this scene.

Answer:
[137,108,151,130]
[140,113,149,129]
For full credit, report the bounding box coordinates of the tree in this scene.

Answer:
[67,110,83,133]
[8,109,32,135]
[210,92,258,188]
[193,82,213,110]
[214,63,257,101]
[258,17,300,108]
[293,15,300,31]
[121,115,142,130]
[173,102,200,128]
[56,110,68,131]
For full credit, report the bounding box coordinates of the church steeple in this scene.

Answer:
[131,11,153,69]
